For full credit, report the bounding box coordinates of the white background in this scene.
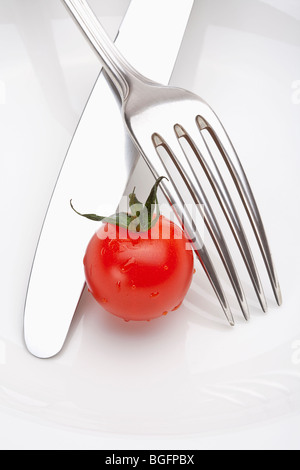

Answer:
[1,0,300,450]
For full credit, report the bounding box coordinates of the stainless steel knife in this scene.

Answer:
[24,0,194,359]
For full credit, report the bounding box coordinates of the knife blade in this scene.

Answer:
[24,0,194,359]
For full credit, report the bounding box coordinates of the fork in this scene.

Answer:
[63,0,282,325]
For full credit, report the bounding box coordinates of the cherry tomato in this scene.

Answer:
[83,215,194,321]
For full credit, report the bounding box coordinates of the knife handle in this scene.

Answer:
[63,0,149,101]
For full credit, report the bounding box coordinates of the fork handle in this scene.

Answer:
[63,0,146,101]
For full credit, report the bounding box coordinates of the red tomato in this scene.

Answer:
[83,215,194,321]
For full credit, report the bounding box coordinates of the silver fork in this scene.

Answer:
[63,0,282,325]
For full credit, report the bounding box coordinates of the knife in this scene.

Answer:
[24,0,194,359]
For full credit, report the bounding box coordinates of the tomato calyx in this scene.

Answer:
[70,176,168,233]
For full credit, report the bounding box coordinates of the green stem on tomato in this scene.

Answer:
[70,176,168,233]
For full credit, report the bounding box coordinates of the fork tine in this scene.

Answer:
[196,101,282,306]
[174,122,268,313]
[137,135,235,326]
[152,132,250,321]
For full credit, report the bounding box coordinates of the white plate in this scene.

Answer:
[1,0,300,449]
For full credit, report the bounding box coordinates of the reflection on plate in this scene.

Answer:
[0,0,300,438]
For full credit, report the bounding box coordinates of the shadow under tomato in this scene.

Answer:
[65,270,237,380]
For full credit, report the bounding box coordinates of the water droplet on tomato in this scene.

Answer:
[131,284,136,290]
[164,265,169,271]
[150,292,159,298]
[121,257,136,273]
[108,239,119,253]
[118,244,128,253]
[101,247,106,256]
[171,301,183,311]
[116,281,121,289]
